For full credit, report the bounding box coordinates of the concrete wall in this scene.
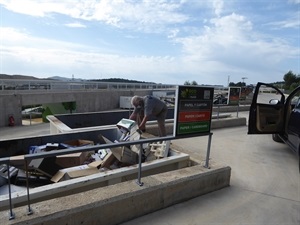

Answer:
[0,89,251,127]
[1,164,231,225]
[0,94,23,127]
[0,90,152,127]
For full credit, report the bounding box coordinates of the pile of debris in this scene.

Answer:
[0,119,170,190]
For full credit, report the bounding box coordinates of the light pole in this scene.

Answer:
[228,75,230,87]
[241,77,248,85]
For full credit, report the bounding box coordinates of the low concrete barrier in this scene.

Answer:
[212,105,250,113]
[211,117,246,129]
[146,117,247,136]
[0,109,242,224]
[2,164,231,225]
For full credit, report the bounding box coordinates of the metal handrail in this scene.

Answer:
[1,133,213,220]
[0,157,15,220]
[0,79,177,92]
[0,79,230,93]
[2,135,176,218]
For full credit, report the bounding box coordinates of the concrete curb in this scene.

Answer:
[211,117,246,129]
[146,117,247,136]
[2,164,231,225]
[0,112,242,224]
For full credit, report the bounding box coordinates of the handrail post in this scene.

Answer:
[204,133,213,169]
[6,161,15,220]
[136,144,144,186]
[24,160,33,215]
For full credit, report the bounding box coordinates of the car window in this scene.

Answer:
[286,89,300,146]
[256,85,283,104]
[296,98,300,109]
[290,93,300,110]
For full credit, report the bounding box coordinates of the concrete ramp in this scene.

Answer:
[2,163,231,225]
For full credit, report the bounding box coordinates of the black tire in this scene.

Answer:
[272,134,284,143]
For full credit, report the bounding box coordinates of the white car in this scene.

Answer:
[22,106,44,117]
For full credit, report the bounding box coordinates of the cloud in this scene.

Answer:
[64,22,87,28]
[0,27,86,49]
[0,0,298,85]
[174,13,299,82]
[0,27,182,83]
[0,0,189,33]
[0,0,71,17]
[0,27,30,42]
[212,0,224,17]
[266,14,300,29]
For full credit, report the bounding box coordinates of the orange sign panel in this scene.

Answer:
[179,111,211,122]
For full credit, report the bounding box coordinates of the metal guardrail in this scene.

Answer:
[0,79,230,94]
[0,79,176,92]
[0,133,213,220]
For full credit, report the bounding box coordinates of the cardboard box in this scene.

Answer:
[51,161,102,183]
[63,139,94,147]
[0,164,19,187]
[100,151,116,169]
[9,155,26,169]
[91,148,116,169]
[116,119,137,132]
[108,119,141,165]
[15,169,50,186]
[29,157,62,178]
[55,139,94,168]
[56,151,93,168]
[51,147,118,183]
[0,164,18,179]
[102,136,138,165]
[28,143,60,154]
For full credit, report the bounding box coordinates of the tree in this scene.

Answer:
[229,82,245,87]
[62,101,76,114]
[184,80,198,85]
[283,71,299,91]
[191,80,198,85]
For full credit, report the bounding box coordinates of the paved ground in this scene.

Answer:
[121,112,300,225]
[121,134,299,225]
[0,112,299,225]
[0,119,49,140]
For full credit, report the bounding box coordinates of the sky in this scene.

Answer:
[0,0,299,86]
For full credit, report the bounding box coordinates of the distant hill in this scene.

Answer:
[0,74,39,80]
[47,76,84,82]
[0,74,154,84]
[89,78,155,84]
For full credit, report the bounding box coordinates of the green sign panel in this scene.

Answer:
[177,121,210,134]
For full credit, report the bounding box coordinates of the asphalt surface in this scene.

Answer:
[121,112,300,225]
[0,112,299,225]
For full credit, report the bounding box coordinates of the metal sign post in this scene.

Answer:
[173,85,214,167]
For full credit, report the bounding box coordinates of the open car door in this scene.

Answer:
[248,82,285,134]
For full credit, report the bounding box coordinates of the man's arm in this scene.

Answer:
[129,112,137,120]
[139,115,149,130]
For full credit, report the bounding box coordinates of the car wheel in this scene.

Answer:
[272,134,284,143]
